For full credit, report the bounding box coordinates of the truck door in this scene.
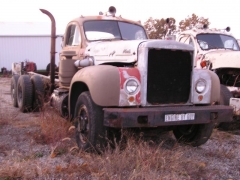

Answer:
[60,23,83,61]
[58,23,83,86]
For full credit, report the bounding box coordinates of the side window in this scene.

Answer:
[65,24,81,46]
[224,39,238,50]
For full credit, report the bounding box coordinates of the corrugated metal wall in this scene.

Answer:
[0,36,62,71]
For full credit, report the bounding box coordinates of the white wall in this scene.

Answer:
[0,35,62,71]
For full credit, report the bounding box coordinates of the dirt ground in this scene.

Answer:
[1,76,240,179]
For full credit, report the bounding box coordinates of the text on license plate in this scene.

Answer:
[165,113,195,122]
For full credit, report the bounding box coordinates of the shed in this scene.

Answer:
[0,22,63,71]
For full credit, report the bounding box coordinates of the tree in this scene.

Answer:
[179,14,210,31]
[144,17,176,39]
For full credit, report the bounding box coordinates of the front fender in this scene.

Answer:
[208,70,221,103]
[70,65,120,106]
[191,69,220,104]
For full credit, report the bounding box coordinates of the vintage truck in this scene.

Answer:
[176,26,240,119]
[10,6,233,151]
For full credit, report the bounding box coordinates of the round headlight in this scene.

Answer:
[125,79,139,94]
[195,79,206,93]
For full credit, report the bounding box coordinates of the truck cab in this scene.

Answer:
[10,7,233,152]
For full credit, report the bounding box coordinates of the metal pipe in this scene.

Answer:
[40,9,56,94]
[28,71,59,83]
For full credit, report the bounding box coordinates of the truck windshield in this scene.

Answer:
[83,20,147,41]
[196,34,240,51]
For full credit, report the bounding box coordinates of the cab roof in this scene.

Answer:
[180,28,234,37]
[69,14,142,27]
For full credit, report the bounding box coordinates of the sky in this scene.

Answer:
[1,0,240,38]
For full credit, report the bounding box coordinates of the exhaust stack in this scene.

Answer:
[40,9,56,94]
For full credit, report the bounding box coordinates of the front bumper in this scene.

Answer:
[103,105,233,128]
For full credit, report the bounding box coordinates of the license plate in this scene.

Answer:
[165,113,195,122]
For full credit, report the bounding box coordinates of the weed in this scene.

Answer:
[33,110,72,145]
[34,152,44,158]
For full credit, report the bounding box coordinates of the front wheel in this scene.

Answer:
[173,123,215,147]
[74,91,106,152]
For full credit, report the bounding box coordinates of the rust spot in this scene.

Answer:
[107,117,123,128]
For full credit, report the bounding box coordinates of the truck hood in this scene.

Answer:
[203,50,240,69]
[85,40,193,65]
[85,40,146,65]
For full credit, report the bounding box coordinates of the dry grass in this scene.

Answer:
[82,135,183,180]
[1,77,240,179]
[0,118,9,127]
[32,110,73,145]
[1,112,240,179]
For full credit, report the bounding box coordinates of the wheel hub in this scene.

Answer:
[77,105,89,144]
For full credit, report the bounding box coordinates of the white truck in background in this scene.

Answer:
[176,26,240,121]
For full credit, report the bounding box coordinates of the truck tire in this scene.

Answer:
[17,75,33,113]
[173,123,215,147]
[218,84,233,130]
[10,75,20,107]
[46,63,50,75]
[74,91,106,152]
[46,63,57,75]
[59,93,69,118]
[220,84,232,105]
[31,75,44,112]
[34,63,37,72]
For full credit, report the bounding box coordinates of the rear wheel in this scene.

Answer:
[59,93,69,118]
[74,91,106,152]
[173,123,215,146]
[10,75,20,107]
[33,63,37,72]
[31,75,44,112]
[46,63,57,75]
[17,75,33,113]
